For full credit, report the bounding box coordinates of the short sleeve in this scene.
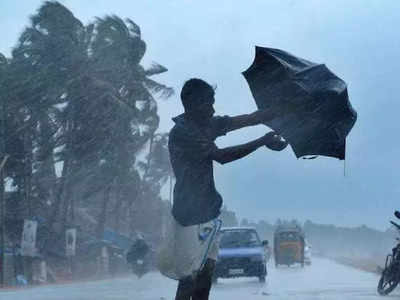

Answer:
[209,115,233,138]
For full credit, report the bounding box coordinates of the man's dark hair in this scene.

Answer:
[180,78,215,112]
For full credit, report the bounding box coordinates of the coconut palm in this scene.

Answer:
[7,2,173,242]
[85,15,174,237]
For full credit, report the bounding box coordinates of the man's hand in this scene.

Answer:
[262,132,288,151]
[212,131,287,165]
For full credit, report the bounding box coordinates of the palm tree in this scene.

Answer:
[8,2,173,243]
[9,1,87,226]
[130,133,173,240]
[0,52,9,286]
[85,15,173,237]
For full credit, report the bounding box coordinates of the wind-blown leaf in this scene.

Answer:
[144,78,174,99]
[125,18,141,38]
[0,53,7,67]
[145,62,168,77]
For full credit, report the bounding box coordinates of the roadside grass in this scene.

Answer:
[331,256,385,274]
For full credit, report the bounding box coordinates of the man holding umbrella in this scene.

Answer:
[168,78,289,300]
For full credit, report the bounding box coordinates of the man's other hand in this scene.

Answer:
[262,132,288,151]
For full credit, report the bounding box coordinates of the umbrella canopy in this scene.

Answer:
[242,46,357,160]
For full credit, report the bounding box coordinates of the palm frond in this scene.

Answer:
[0,53,7,66]
[143,78,174,99]
[144,62,168,77]
[31,1,83,33]
[94,16,129,43]
[125,18,141,38]
[91,77,136,113]
[90,16,146,66]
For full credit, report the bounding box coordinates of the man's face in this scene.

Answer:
[196,92,215,119]
[198,102,215,119]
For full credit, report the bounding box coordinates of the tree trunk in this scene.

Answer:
[61,180,73,231]
[0,92,6,286]
[47,157,70,231]
[96,186,111,239]
[113,188,123,232]
[61,160,77,230]
[144,133,154,179]
[70,191,75,222]
[37,115,58,220]
[24,128,33,218]
[46,116,74,233]
[22,120,34,283]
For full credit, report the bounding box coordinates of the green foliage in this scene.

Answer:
[1,1,174,243]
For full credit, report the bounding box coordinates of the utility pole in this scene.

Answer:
[0,84,6,286]
[24,126,34,284]
[169,175,173,205]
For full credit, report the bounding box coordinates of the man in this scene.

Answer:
[126,234,150,277]
[262,240,272,262]
[127,234,149,263]
[168,78,288,300]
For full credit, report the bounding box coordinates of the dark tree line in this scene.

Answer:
[0,1,173,253]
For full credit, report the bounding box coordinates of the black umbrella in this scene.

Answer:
[242,46,357,160]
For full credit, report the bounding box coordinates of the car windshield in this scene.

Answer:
[219,229,261,248]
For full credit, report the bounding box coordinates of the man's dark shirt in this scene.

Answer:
[168,114,232,226]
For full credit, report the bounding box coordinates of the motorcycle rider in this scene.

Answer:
[127,234,150,275]
[377,210,400,295]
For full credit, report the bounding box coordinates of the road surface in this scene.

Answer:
[0,258,397,300]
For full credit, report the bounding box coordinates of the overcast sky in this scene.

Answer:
[1,0,399,230]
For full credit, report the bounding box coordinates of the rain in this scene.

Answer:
[0,1,399,299]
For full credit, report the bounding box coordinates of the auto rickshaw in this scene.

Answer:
[273,225,305,267]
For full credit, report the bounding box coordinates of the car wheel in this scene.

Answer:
[259,275,266,283]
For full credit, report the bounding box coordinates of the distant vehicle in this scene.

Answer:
[214,227,267,283]
[126,236,151,278]
[274,224,305,267]
[377,211,400,296]
[304,241,312,266]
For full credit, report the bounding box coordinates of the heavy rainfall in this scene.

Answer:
[0,1,399,299]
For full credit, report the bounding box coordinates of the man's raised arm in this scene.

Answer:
[226,109,276,132]
[211,132,286,164]
[226,100,298,133]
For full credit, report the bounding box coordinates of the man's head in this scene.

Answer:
[180,78,215,119]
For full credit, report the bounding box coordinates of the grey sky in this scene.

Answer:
[1,0,399,230]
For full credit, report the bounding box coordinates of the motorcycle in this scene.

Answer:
[377,211,400,295]
[130,256,150,278]
[126,238,152,278]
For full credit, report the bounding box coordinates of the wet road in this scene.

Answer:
[0,258,396,300]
